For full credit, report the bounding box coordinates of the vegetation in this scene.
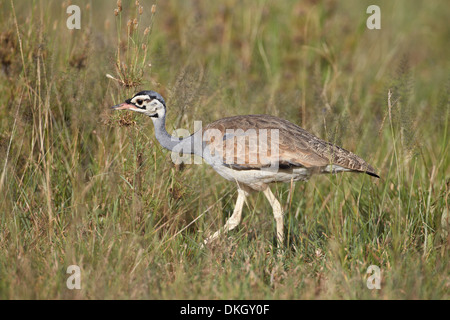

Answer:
[0,0,448,299]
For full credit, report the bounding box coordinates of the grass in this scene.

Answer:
[0,0,448,299]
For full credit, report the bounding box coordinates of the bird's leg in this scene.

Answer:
[263,188,284,248]
[204,188,247,246]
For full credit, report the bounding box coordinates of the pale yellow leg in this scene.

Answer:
[263,188,284,248]
[204,188,247,245]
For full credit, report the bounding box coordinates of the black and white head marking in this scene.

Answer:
[127,91,166,118]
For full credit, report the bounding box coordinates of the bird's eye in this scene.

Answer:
[136,99,143,105]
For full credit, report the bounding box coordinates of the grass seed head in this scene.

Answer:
[127,19,132,34]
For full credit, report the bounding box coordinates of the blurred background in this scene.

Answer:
[0,0,448,299]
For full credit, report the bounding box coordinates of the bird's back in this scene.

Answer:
[202,114,379,178]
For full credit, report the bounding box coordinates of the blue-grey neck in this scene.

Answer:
[150,114,227,168]
[151,116,202,156]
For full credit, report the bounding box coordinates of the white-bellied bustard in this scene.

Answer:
[112,90,379,248]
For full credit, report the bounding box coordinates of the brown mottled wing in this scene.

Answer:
[202,115,379,177]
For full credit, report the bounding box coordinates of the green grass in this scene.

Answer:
[0,0,448,299]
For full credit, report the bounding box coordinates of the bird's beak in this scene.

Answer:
[111,102,138,110]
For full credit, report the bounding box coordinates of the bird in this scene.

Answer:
[112,90,379,248]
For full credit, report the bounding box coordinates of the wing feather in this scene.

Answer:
[202,115,379,177]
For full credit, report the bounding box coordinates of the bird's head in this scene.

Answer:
[112,90,166,118]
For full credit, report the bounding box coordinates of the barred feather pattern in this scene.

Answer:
[202,115,379,179]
